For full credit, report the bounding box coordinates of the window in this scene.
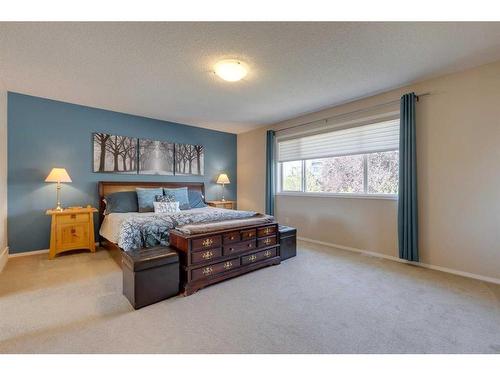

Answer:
[367,150,399,194]
[305,154,364,193]
[277,119,399,197]
[281,160,303,191]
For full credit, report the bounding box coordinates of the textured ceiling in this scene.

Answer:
[1,22,500,133]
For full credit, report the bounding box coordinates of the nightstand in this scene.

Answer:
[206,200,237,210]
[46,207,98,259]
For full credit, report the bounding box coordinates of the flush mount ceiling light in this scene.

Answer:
[214,59,248,82]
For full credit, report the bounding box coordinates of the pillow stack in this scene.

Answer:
[104,186,207,214]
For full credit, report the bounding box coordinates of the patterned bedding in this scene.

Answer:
[117,207,259,251]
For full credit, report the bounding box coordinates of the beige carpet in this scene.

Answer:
[0,241,499,354]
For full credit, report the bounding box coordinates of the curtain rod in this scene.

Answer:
[275,92,430,133]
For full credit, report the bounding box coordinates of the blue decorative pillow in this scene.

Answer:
[188,190,207,209]
[104,191,138,214]
[136,188,163,212]
[163,187,190,210]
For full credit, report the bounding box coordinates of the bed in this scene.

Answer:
[100,181,194,250]
[98,180,281,296]
[98,181,274,251]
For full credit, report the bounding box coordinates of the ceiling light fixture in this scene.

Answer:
[214,59,248,82]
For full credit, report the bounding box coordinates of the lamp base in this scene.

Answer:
[55,182,63,211]
[220,183,226,202]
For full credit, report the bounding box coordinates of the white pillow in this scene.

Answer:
[153,201,180,213]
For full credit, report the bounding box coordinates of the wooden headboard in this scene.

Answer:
[97,181,205,227]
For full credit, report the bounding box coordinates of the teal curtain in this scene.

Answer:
[265,130,276,215]
[398,93,419,261]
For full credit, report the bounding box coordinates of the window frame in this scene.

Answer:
[276,150,399,201]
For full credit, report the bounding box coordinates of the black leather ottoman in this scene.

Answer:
[122,246,180,309]
[279,225,297,261]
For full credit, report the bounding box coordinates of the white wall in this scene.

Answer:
[238,60,500,280]
[0,79,7,271]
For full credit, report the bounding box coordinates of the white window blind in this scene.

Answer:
[277,119,400,162]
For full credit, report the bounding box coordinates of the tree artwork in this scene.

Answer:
[93,133,205,176]
[138,139,174,175]
[93,133,138,173]
[175,143,204,176]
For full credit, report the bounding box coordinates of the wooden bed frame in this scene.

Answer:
[97,180,205,251]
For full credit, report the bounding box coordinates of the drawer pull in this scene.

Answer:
[71,228,76,234]
[202,238,214,247]
[230,236,235,240]
[248,233,253,237]
[248,255,257,262]
[70,214,76,219]
[202,266,213,276]
[202,250,214,260]
[264,238,272,245]
[247,243,253,248]
[264,250,272,257]
[223,261,233,270]
[263,228,272,235]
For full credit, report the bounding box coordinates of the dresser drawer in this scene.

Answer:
[257,225,276,237]
[223,239,256,256]
[191,248,222,264]
[57,213,89,225]
[57,223,89,249]
[191,258,239,281]
[257,235,277,248]
[240,229,256,240]
[192,235,221,251]
[223,231,240,244]
[241,248,277,265]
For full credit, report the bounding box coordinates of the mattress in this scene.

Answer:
[99,207,215,243]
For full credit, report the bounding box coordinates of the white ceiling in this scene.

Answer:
[1,22,500,134]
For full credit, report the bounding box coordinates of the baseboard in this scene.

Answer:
[8,248,49,258]
[0,246,8,272]
[297,236,500,285]
[8,242,101,258]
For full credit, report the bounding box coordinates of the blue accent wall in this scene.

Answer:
[8,92,237,253]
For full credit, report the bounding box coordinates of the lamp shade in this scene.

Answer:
[45,168,72,183]
[216,173,230,184]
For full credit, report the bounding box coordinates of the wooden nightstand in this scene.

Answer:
[206,200,237,210]
[46,207,98,259]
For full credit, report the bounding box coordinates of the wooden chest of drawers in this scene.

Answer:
[169,222,280,295]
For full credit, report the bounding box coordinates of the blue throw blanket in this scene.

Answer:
[118,208,257,251]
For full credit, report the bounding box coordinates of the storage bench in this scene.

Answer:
[278,225,297,260]
[122,246,180,309]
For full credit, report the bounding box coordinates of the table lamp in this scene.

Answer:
[216,173,230,202]
[45,168,72,211]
